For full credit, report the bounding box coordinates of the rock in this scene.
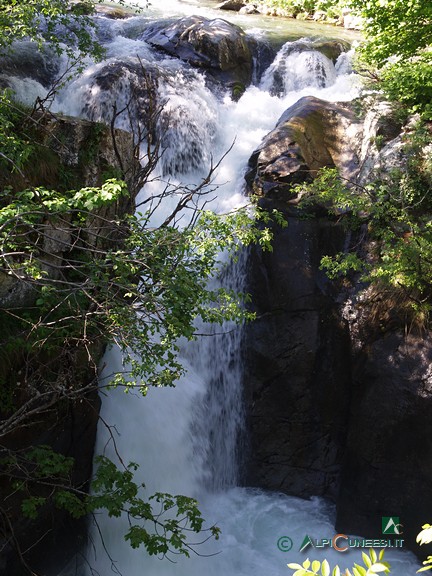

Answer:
[95,4,133,18]
[244,212,352,499]
[245,95,362,200]
[313,40,351,63]
[343,13,363,30]
[243,93,432,557]
[336,332,432,555]
[143,16,254,89]
[0,114,138,308]
[0,107,141,573]
[215,0,246,10]
[239,5,260,14]
[313,10,327,21]
[357,99,405,184]
[0,387,101,576]
[0,41,60,88]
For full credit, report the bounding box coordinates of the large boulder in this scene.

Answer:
[143,16,254,90]
[245,95,362,200]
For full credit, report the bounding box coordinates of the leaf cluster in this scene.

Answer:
[287,549,390,576]
[0,0,104,65]
[296,127,432,324]
[417,524,432,573]
[349,0,432,119]
[2,445,219,559]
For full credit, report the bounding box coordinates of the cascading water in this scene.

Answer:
[260,38,337,96]
[6,2,420,574]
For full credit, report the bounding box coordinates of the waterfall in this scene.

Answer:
[5,3,418,574]
[260,39,338,96]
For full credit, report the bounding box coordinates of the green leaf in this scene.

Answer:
[417,525,432,545]
[321,559,330,576]
[369,562,390,573]
[362,552,372,568]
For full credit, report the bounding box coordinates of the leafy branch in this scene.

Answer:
[287,549,390,576]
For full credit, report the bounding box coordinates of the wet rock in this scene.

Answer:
[143,15,254,88]
[215,0,246,10]
[245,95,362,200]
[0,388,101,576]
[95,3,134,19]
[243,93,432,557]
[0,41,60,88]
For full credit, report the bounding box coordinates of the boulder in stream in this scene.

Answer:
[245,95,362,200]
[143,15,254,90]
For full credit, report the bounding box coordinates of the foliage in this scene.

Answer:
[1,446,219,559]
[295,119,432,324]
[287,549,390,576]
[417,524,432,573]
[379,54,432,120]
[0,177,282,397]
[349,0,432,119]
[246,0,347,17]
[0,0,103,64]
[348,0,432,63]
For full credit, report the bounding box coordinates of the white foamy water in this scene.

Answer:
[6,2,416,574]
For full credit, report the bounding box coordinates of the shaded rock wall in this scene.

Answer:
[243,95,432,556]
[336,330,432,553]
[244,209,352,499]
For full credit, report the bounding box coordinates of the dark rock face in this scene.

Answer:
[244,211,352,499]
[0,389,101,576]
[0,41,60,87]
[243,95,432,557]
[336,332,432,553]
[245,95,361,200]
[143,15,254,89]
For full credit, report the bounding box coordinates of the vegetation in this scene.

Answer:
[0,0,285,571]
[417,524,432,573]
[286,549,390,576]
[349,0,432,119]
[245,0,348,19]
[285,523,432,574]
[295,116,432,327]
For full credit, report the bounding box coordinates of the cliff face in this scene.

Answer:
[244,211,351,500]
[0,114,139,575]
[243,96,432,556]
